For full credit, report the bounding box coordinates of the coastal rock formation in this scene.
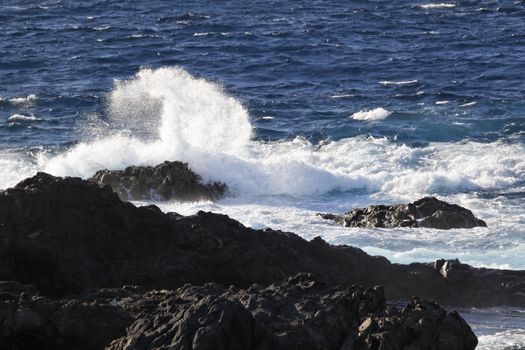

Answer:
[0,281,131,349]
[0,274,477,350]
[89,161,227,201]
[0,173,522,309]
[318,197,487,229]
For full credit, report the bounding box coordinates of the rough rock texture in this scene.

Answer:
[319,197,487,229]
[353,297,478,350]
[0,274,477,350]
[0,281,131,350]
[0,173,523,309]
[89,161,227,201]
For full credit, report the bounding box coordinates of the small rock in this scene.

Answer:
[318,197,487,230]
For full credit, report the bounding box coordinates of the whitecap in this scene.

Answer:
[8,94,38,105]
[7,114,42,122]
[435,100,449,105]
[351,107,392,121]
[379,80,418,86]
[330,94,354,99]
[460,101,477,107]
[420,3,456,9]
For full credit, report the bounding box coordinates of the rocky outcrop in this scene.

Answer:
[318,197,487,229]
[0,274,477,350]
[0,173,522,309]
[89,161,227,201]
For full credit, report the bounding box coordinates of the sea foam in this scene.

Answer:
[1,67,525,275]
[6,94,38,106]
[0,67,522,201]
[351,107,392,121]
[379,80,418,86]
[7,114,42,122]
[477,330,525,350]
[420,3,456,9]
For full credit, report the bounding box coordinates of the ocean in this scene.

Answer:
[1,0,524,347]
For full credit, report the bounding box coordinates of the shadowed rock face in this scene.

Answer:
[0,173,522,309]
[0,274,477,350]
[0,281,131,350]
[318,197,487,229]
[89,161,227,201]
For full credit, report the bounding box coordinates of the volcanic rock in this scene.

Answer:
[89,161,227,201]
[318,197,487,229]
[0,173,522,309]
[0,281,131,350]
[0,274,477,350]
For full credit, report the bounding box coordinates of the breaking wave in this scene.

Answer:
[0,67,524,201]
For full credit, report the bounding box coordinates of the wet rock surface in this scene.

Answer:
[89,161,227,201]
[0,274,477,350]
[318,197,487,229]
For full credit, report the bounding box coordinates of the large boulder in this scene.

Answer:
[318,197,487,229]
[89,161,227,201]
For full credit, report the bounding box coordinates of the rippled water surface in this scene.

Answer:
[1,1,525,347]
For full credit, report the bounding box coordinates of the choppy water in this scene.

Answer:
[1,1,524,347]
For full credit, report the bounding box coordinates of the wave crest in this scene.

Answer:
[351,107,392,121]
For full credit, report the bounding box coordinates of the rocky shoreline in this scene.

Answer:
[0,171,523,348]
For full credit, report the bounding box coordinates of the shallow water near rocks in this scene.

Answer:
[1,0,525,346]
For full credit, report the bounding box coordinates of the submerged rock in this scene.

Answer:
[89,161,227,201]
[318,197,487,229]
[0,173,522,309]
[0,274,477,350]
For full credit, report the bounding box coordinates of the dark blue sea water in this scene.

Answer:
[2,0,525,148]
[1,1,525,347]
